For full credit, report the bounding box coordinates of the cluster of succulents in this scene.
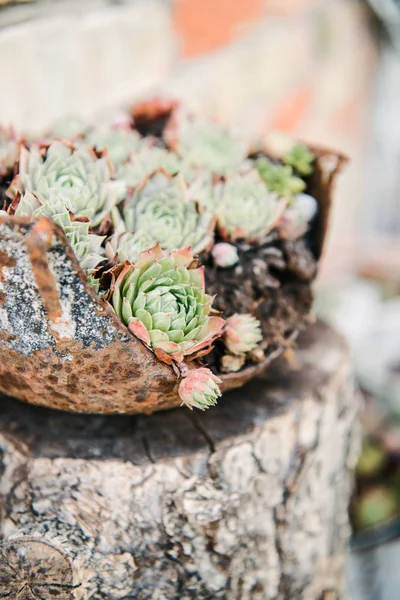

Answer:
[0,101,317,410]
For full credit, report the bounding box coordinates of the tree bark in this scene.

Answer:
[0,321,360,600]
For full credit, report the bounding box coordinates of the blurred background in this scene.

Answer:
[0,0,399,597]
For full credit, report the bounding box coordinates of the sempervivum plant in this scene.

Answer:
[106,230,156,264]
[216,171,287,242]
[14,191,105,272]
[224,314,263,355]
[108,244,225,365]
[0,126,19,177]
[117,143,182,190]
[178,367,222,410]
[123,170,215,254]
[165,111,249,176]
[283,143,315,176]
[256,158,305,199]
[7,140,120,227]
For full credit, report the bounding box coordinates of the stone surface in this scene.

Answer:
[0,321,360,599]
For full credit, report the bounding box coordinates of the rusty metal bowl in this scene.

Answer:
[0,145,347,414]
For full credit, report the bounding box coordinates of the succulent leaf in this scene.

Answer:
[216,171,287,242]
[283,143,315,176]
[0,126,18,177]
[178,367,222,410]
[124,171,215,254]
[9,140,119,227]
[224,313,262,355]
[109,244,225,363]
[279,193,318,239]
[166,112,248,176]
[256,158,305,198]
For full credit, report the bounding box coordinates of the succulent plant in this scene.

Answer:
[216,171,287,242]
[0,126,18,177]
[117,144,182,189]
[224,313,262,355]
[165,112,248,176]
[352,486,398,530]
[106,230,156,264]
[178,367,222,410]
[211,243,239,268]
[279,193,318,240]
[14,191,106,272]
[109,244,225,364]
[8,140,120,228]
[50,116,87,140]
[85,125,141,168]
[124,171,215,254]
[283,143,315,176]
[356,442,387,478]
[256,158,305,199]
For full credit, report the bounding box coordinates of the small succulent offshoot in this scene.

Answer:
[124,171,215,255]
[8,140,120,228]
[178,367,222,410]
[211,243,239,268]
[224,313,263,356]
[118,144,182,189]
[216,171,287,242]
[108,244,225,365]
[283,143,315,176]
[256,158,305,199]
[279,193,318,240]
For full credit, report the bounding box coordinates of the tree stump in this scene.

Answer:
[0,321,360,600]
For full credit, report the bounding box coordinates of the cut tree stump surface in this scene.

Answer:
[0,321,360,600]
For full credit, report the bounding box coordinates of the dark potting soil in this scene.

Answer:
[200,236,317,372]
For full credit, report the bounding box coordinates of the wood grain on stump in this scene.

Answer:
[0,321,360,600]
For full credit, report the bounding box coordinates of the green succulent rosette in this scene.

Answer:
[8,140,120,228]
[14,191,105,272]
[283,143,315,176]
[224,313,262,355]
[256,158,305,199]
[123,170,216,255]
[165,112,248,177]
[178,367,222,410]
[117,144,182,189]
[216,170,287,242]
[109,244,225,364]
